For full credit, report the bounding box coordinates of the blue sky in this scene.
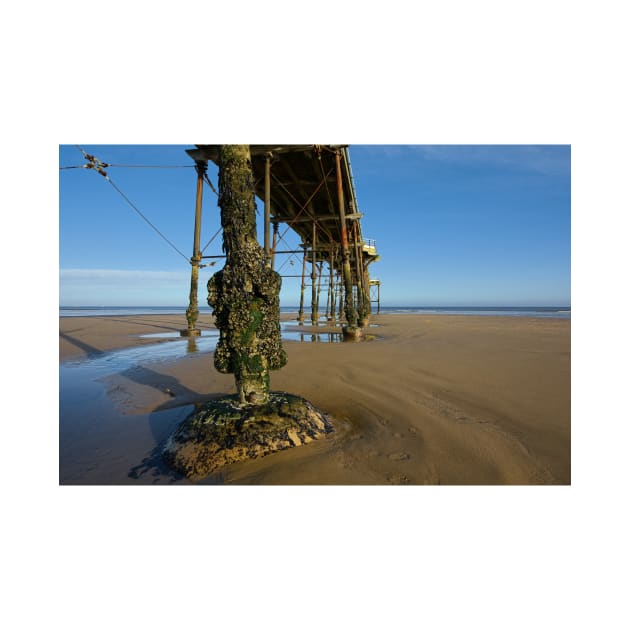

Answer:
[59,144,570,307]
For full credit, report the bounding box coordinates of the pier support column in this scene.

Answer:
[335,150,360,337]
[353,223,370,327]
[328,248,336,322]
[338,273,344,321]
[316,262,323,321]
[271,222,279,270]
[264,153,272,268]
[207,145,287,405]
[182,159,207,337]
[311,221,318,326]
[298,243,307,324]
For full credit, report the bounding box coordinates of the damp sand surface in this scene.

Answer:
[59,313,570,484]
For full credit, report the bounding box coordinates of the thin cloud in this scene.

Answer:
[59,268,201,306]
[352,145,570,177]
[60,268,190,283]
[405,145,571,176]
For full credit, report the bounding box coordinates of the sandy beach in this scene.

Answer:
[59,313,570,484]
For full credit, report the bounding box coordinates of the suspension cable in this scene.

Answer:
[105,178,190,262]
[201,226,222,254]
[74,146,190,263]
[60,164,194,170]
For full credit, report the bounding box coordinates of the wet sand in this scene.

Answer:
[59,313,570,484]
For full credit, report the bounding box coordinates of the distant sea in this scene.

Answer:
[59,306,571,319]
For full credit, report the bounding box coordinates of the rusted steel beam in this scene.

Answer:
[188,146,319,165]
[271,167,336,244]
[310,149,336,215]
[271,212,362,224]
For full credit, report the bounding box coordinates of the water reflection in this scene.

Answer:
[186,337,198,354]
[284,331,344,343]
[105,324,379,367]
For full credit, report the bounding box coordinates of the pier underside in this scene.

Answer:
[187,144,380,331]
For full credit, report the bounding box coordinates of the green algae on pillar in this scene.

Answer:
[207,145,286,405]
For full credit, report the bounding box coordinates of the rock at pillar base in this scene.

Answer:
[342,325,364,340]
[180,328,201,337]
[162,392,334,481]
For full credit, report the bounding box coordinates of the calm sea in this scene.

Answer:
[59,306,571,319]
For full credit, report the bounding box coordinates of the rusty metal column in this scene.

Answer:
[182,159,207,337]
[316,261,323,320]
[335,150,359,335]
[311,222,318,325]
[328,246,336,322]
[271,222,279,270]
[337,273,343,322]
[264,153,272,267]
[377,282,381,314]
[298,243,307,324]
[353,222,369,327]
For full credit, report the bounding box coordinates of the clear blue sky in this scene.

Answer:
[59,144,570,307]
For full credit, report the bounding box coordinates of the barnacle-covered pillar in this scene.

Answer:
[207,145,287,405]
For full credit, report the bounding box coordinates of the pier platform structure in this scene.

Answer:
[183,145,380,334]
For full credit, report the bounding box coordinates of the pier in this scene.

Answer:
[182,145,380,338]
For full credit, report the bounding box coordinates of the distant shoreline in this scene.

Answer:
[60,305,571,319]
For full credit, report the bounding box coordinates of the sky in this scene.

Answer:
[59,144,570,307]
